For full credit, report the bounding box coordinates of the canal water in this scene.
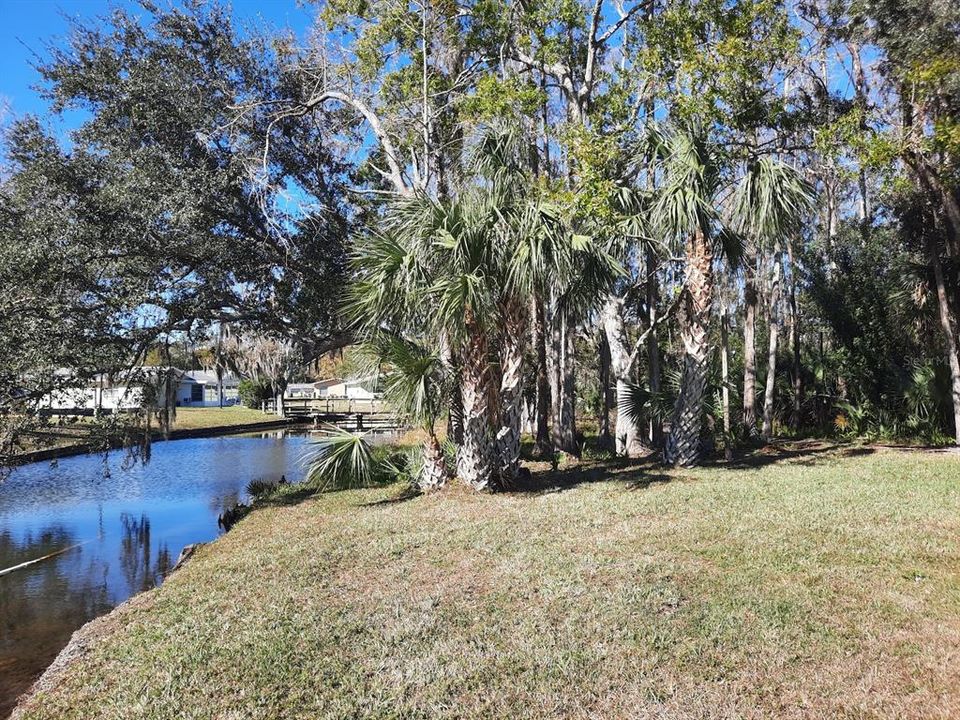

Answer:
[0,431,316,717]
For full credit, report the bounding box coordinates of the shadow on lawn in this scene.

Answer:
[509,455,673,495]
[509,440,876,495]
[359,487,423,507]
[711,441,875,471]
[254,440,880,508]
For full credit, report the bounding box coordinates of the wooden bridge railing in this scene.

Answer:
[268,397,391,417]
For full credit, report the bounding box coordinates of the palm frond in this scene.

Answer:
[358,333,447,431]
[306,426,376,492]
[616,382,651,427]
[733,156,814,247]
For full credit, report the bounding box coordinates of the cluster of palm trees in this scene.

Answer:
[340,121,812,491]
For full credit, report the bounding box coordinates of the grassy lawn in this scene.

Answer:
[169,406,279,430]
[14,444,960,719]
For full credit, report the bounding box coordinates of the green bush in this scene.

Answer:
[238,378,272,409]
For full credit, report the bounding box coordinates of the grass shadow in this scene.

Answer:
[706,440,874,471]
[509,439,878,495]
[359,487,423,507]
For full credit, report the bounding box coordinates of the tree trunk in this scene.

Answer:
[558,311,578,454]
[600,293,646,457]
[598,331,612,449]
[742,251,758,434]
[275,391,285,419]
[458,312,497,489]
[721,297,733,461]
[440,337,464,445]
[926,235,960,444]
[419,433,450,490]
[665,228,713,467]
[646,247,663,447]
[762,250,782,440]
[848,40,871,237]
[497,300,526,481]
[532,293,551,457]
[787,238,802,429]
[547,300,563,451]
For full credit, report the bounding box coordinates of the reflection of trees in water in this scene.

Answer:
[0,526,74,569]
[0,526,112,717]
[0,514,180,714]
[0,527,112,652]
[119,513,171,593]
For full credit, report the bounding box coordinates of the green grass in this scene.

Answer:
[15,444,960,719]
[169,406,279,430]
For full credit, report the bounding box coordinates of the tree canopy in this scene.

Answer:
[4,0,960,474]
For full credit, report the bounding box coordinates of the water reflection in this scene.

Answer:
[0,432,312,718]
[118,514,172,594]
[0,526,112,718]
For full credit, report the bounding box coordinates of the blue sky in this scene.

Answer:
[0,0,315,125]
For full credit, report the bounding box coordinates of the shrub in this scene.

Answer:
[238,378,272,409]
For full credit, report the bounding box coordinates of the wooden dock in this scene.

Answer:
[271,398,400,431]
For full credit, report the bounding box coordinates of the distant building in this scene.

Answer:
[283,376,379,401]
[183,370,241,406]
[285,378,344,399]
[43,367,242,411]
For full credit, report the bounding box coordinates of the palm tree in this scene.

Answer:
[733,157,814,440]
[350,187,507,490]
[601,178,667,458]
[502,200,612,472]
[348,124,615,488]
[361,333,451,489]
[654,126,740,467]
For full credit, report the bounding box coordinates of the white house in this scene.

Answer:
[332,377,379,401]
[44,367,241,411]
[283,376,379,401]
[183,370,241,407]
[285,378,343,399]
[46,368,185,411]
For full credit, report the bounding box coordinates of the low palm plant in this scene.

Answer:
[361,333,451,490]
[306,425,376,492]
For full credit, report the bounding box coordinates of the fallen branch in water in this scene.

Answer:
[0,541,90,577]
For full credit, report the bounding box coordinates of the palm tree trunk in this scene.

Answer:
[762,250,782,440]
[419,432,449,490]
[721,296,733,461]
[440,336,464,445]
[497,300,526,480]
[665,228,713,467]
[458,311,496,489]
[532,293,551,457]
[926,234,960,444]
[598,331,612,449]
[742,250,758,434]
[600,294,646,457]
[646,246,663,447]
[547,301,563,451]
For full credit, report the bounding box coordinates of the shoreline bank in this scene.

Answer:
[8,418,310,467]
